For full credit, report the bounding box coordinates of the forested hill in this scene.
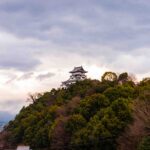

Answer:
[2,72,150,150]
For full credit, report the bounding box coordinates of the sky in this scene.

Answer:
[0,0,150,115]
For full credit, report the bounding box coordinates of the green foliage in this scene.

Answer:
[118,72,128,82]
[65,114,86,133]
[104,85,135,102]
[70,98,132,150]
[138,136,150,150]
[5,72,150,150]
[76,94,109,120]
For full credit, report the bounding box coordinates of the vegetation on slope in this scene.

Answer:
[117,77,150,150]
[2,72,150,150]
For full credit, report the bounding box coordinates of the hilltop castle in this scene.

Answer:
[62,66,88,88]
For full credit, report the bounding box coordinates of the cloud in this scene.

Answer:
[36,72,55,81]
[0,111,15,122]
[18,72,34,80]
[0,52,40,71]
[0,99,26,114]
[5,75,17,84]
[0,0,148,50]
[0,0,150,53]
[5,72,55,84]
[0,31,42,71]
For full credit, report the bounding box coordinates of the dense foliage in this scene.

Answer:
[138,136,150,150]
[5,72,150,150]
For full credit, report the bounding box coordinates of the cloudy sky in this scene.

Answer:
[0,0,150,115]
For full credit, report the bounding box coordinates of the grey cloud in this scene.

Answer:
[0,57,40,71]
[18,72,34,80]
[0,50,41,71]
[0,0,149,74]
[0,99,20,106]
[5,75,17,84]
[5,72,34,84]
[0,0,150,51]
[0,111,14,122]
[5,71,55,84]
[0,99,25,114]
[36,72,55,81]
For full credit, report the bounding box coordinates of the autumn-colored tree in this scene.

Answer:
[101,72,118,82]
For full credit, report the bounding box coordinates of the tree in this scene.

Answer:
[77,94,109,120]
[101,72,117,82]
[118,72,128,84]
[138,136,150,150]
[27,93,42,103]
[65,114,86,133]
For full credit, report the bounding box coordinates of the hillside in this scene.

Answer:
[1,72,150,150]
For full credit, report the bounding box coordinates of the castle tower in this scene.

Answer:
[62,66,87,88]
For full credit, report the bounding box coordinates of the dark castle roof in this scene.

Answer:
[69,66,87,73]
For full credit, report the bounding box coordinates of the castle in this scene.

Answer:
[62,66,88,88]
